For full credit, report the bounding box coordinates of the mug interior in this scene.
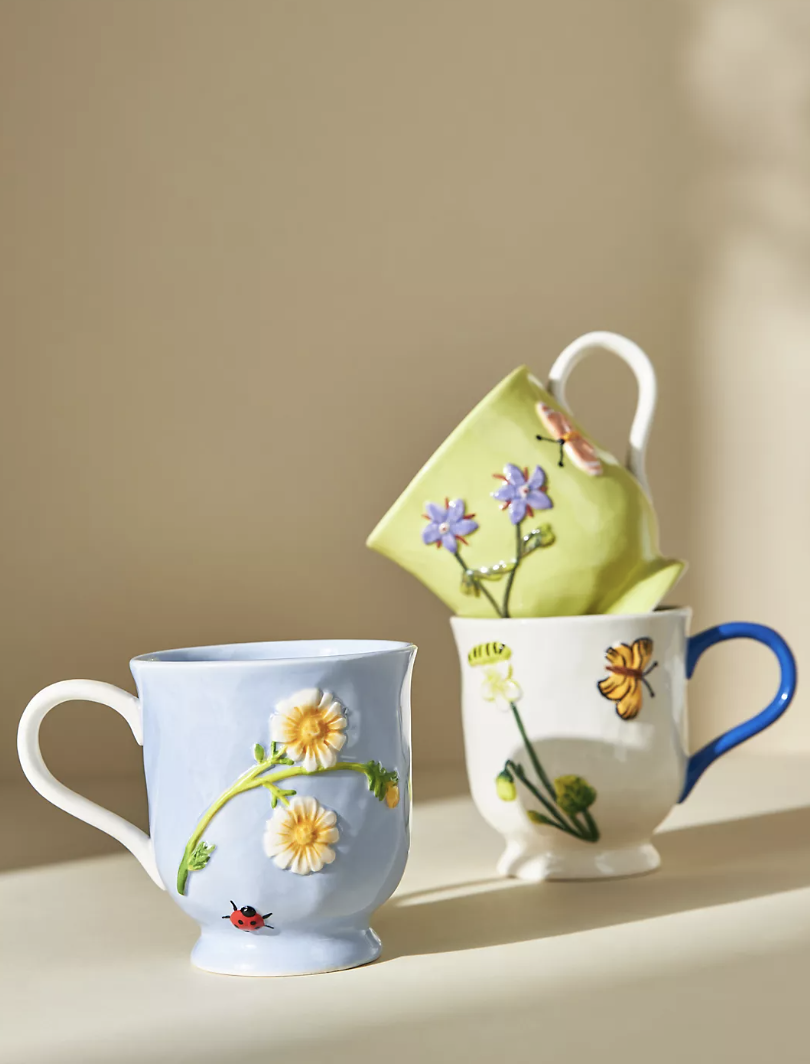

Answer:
[132,639,415,665]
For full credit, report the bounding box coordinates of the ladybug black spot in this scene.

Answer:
[249,919,258,927]
[237,919,244,925]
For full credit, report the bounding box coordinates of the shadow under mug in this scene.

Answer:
[451,608,796,881]
[17,639,415,976]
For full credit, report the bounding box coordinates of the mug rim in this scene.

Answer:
[131,638,417,668]
[450,605,691,627]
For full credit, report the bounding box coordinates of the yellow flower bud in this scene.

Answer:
[385,782,400,809]
[495,769,517,802]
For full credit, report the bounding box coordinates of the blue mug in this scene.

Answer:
[17,639,416,976]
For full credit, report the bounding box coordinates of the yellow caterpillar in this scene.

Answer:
[467,642,512,667]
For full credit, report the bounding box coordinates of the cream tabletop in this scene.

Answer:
[3,752,810,1064]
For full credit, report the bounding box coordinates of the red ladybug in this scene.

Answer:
[222,900,273,931]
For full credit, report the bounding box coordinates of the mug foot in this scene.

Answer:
[191,924,382,977]
[498,842,661,882]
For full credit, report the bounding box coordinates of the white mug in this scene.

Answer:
[451,609,796,880]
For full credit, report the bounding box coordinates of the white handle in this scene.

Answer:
[17,679,164,889]
[547,330,657,499]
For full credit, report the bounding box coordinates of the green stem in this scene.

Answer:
[506,760,579,837]
[581,808,600,843]
[508,702,591,838]
[454,551,504,618]
[509,703,557,806]
[501,520,523,618]
[176,760,374,894]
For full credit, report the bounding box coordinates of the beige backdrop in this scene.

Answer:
[0,1,803,810]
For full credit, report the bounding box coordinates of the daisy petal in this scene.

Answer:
[317,745,338,769]
[270,718,292,742]
[295,795,318,817]
[318,809,337,827]
[276,688,320,715]
[302,750,320,772]
[322,827,340,844]
[325,731,347,752]
[290,852,311,875]
[320,845,336,865]
[285,741,304,762]
[323,707,347,727]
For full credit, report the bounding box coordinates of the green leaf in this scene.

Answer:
[522,524,555,555]
[187,841,215,871]
[472,561,514,581]
[275,756,294,765]
[362,760,399,801]
[253,743,265,762]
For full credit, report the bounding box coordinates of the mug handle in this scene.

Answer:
[17,679,164,888]
[679,623,797,802]
[547,331,657,499]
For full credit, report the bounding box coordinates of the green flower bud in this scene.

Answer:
[553,775,597,816]
[495,769,517,802]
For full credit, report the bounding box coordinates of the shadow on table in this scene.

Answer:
[374,804,810,959]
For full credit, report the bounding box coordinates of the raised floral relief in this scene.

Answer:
[264,795,340,875]
[467,642,600,844]
[491,464,552,523]
[176,688,399,894]
[421,462,556,619]
[271,688,348,770]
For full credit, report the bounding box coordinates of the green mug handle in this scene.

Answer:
[547,331,658,500]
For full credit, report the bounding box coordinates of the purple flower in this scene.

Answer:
[491,464,553,524]
[422,498,478,553]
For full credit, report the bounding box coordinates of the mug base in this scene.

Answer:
[191,924,382,977]
[497,840,661,882]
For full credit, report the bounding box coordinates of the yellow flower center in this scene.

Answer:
[297,709,329,742]
[291,821,321,847]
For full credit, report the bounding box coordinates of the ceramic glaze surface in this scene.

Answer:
[451,611,795,881]
[367,333,684,618]
[18,640,415,976]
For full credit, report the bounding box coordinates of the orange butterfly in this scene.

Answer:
[535,402,603,476]
[597,638,658,720]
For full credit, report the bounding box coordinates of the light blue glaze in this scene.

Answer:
[131,639,415,976]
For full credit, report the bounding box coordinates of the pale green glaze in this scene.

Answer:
[366,366,684,617]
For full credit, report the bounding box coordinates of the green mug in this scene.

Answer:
[367,332,685,618]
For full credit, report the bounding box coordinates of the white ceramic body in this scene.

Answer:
[452,611,692,880]
[18,639,415,976]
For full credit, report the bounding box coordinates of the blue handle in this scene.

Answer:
[679,622,797,802]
